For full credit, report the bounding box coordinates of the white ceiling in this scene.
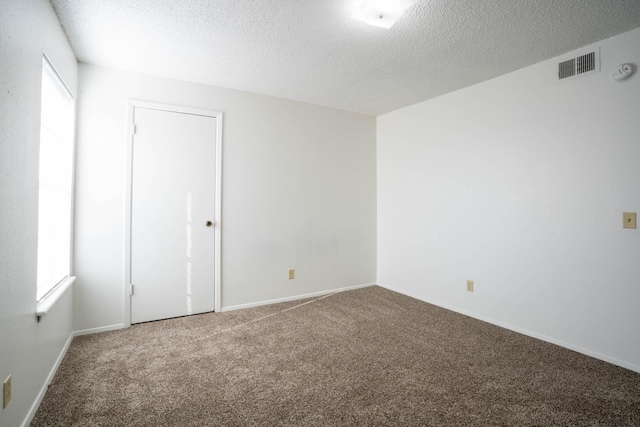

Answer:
[50,0,640,115]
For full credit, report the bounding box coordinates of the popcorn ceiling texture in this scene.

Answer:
[50,0,640,115]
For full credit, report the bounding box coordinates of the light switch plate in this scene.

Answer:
[466,280,474,292]
[623,212,636,229]
[288,269,295,280]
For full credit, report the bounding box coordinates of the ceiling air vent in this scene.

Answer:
[558,50,599,81]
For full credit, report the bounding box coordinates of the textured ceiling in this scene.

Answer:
[50,0,640,115]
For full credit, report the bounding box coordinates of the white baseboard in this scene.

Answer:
[378,283,640,374]
[22,323,128,425]
[74,323,125,336]
[22,332,74,427]
[221,282,376,312]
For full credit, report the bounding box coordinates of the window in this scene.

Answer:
[36,56,75,301]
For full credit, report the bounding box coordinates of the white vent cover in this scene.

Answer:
[558,50,600,81]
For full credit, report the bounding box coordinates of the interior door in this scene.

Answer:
[130,106,216,324]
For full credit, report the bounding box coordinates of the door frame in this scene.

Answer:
[124,100,223,327]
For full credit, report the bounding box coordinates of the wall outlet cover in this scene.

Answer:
[3,375,11,409]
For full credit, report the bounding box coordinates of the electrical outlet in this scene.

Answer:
[3,375,11,409]
[288,268,295,280]
[623,212,636,229]
[466,280,474,292]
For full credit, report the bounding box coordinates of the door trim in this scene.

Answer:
[124,100,223,327]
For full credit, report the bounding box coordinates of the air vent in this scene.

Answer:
[558,50,599,81]
[559,58,575,79]
[576,52,595,74]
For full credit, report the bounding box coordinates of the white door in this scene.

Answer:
[130,106,216,324]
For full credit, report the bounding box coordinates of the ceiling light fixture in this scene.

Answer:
[353,0,414,29]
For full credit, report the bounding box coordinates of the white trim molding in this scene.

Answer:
[74,323,126,337]
[124,100,223,326]
[36,276,76,320]
[22,332,74,427]
[378,283,640,374]
[221,282,376,312]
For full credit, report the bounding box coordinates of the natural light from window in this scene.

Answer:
[37,56,75,301]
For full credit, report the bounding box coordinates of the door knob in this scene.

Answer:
[205,220,215,227]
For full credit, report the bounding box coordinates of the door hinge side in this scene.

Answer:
[131,123,137,136]
[130,284,134,296]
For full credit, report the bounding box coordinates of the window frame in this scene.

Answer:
[36,54,76,314]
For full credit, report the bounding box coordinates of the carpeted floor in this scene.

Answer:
[32,286,640,426]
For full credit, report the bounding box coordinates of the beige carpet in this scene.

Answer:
[32,286,639,426]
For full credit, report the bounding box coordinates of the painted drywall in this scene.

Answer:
[0,1,78,425]
[73,64,376,332]
[377,27,640,371]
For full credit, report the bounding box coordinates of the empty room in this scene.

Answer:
[1,0,640,425]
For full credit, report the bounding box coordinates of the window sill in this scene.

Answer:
[36,276,76,321]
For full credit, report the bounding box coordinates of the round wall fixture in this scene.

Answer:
[611,63,635,81]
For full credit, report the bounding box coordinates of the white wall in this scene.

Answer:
[0,1,78,425]
[377,27,640,371]
[74,64,377,332]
